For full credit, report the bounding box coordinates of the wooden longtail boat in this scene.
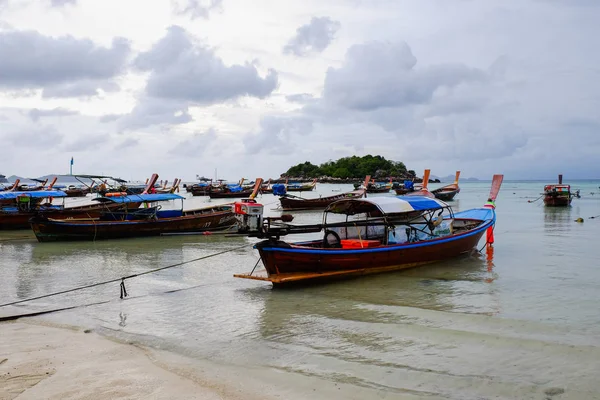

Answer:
[234,175,503,286]
[277,176,371,211]
[400,169,434,198]
[0,191,139,229]
[286,179,318,192]
[30,179,263,241]
[432,171,461,201]
[262,178,318,193]
[0,174,160,230]
[543,174,573,207]
[29,194,235,241]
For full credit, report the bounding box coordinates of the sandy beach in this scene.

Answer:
[2,319,433,400]
[0,320,249,400]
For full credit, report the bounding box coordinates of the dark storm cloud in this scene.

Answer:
[171,0,222,20]
[283,17,340,57]
[323,41,486,111]
[0,30,130,97]
[28,107,79,121]
[134,26,278,105]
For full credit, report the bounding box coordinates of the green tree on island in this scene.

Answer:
[284,155,411,179]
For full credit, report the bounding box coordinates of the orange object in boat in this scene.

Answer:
[340,239,380,249]
[105,192,127,197]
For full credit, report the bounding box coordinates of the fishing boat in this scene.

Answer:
[400,169,434,198]
[262,178,318,193]
[277,176,371,211]
[356,178,392,193]
[543,174,573,207]
[233,174,503,286]
[208,179,255,199]
[0,174,161,230]
[30,179,263,241]
[286,179,318,192]
[30,194,235,241]
[432,171,461,201]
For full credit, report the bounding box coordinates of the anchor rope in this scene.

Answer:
[0,243,252,308]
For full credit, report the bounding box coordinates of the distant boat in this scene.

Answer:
[401,170,435,198]
[262,178,318,193]
[276,176,370,211]
[234,175,504,286]
[432,171,461,201]
[543,174,573,207]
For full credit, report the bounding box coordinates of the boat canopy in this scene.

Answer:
[325,196,448,216]
[92,193,184,203]
[0,190,68,199]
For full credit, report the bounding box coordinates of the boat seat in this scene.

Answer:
[340,239,380,249]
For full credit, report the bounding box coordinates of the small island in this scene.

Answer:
[270,155,439,183]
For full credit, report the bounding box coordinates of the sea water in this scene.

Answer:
[1,180,600,399]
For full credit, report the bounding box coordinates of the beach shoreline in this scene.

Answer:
[2,319,432,400]
[1,319,256,400]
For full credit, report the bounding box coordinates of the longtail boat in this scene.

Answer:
[0,174,161,230]
[543,174,573,207]
[262,178,318,193]
[233,174,503,286]
[208,178,256,199]
[400,169,434,198]
[432,171,461,201]
[286,179,318,192]
[30,179,263,241]
[30,194,234,241]
[364,178,392,193]
[277,176,371,211]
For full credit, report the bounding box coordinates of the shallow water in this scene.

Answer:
[2,181,600,399]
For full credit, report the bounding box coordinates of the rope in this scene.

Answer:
[527,195,544,203]
[0,243,252,308]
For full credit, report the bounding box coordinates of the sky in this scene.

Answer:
[0,0,598,182]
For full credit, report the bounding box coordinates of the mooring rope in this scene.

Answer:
[0,243,252,308]
[527,195,544,203]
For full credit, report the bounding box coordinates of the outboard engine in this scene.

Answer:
[234,198,264,233]
[272,184,287,196]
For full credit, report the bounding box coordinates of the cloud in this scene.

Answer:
[283,17,340,56]
[171,0,222,20]
[118,97,192,130]
[62,133,107,152]
[285,93,316,104]
[322,41,486,111]
[99,113,124,123]
[0,30,130,97]
[135,26,278,105]
[170,128,218,156]
[28,107,79,121]
[6,125,64,148]
[244,115,313,154]
[42,80,120,99]
[50,0,76,6]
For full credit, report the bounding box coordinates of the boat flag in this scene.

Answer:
[70,157,74,165]
[70,157,74,175]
